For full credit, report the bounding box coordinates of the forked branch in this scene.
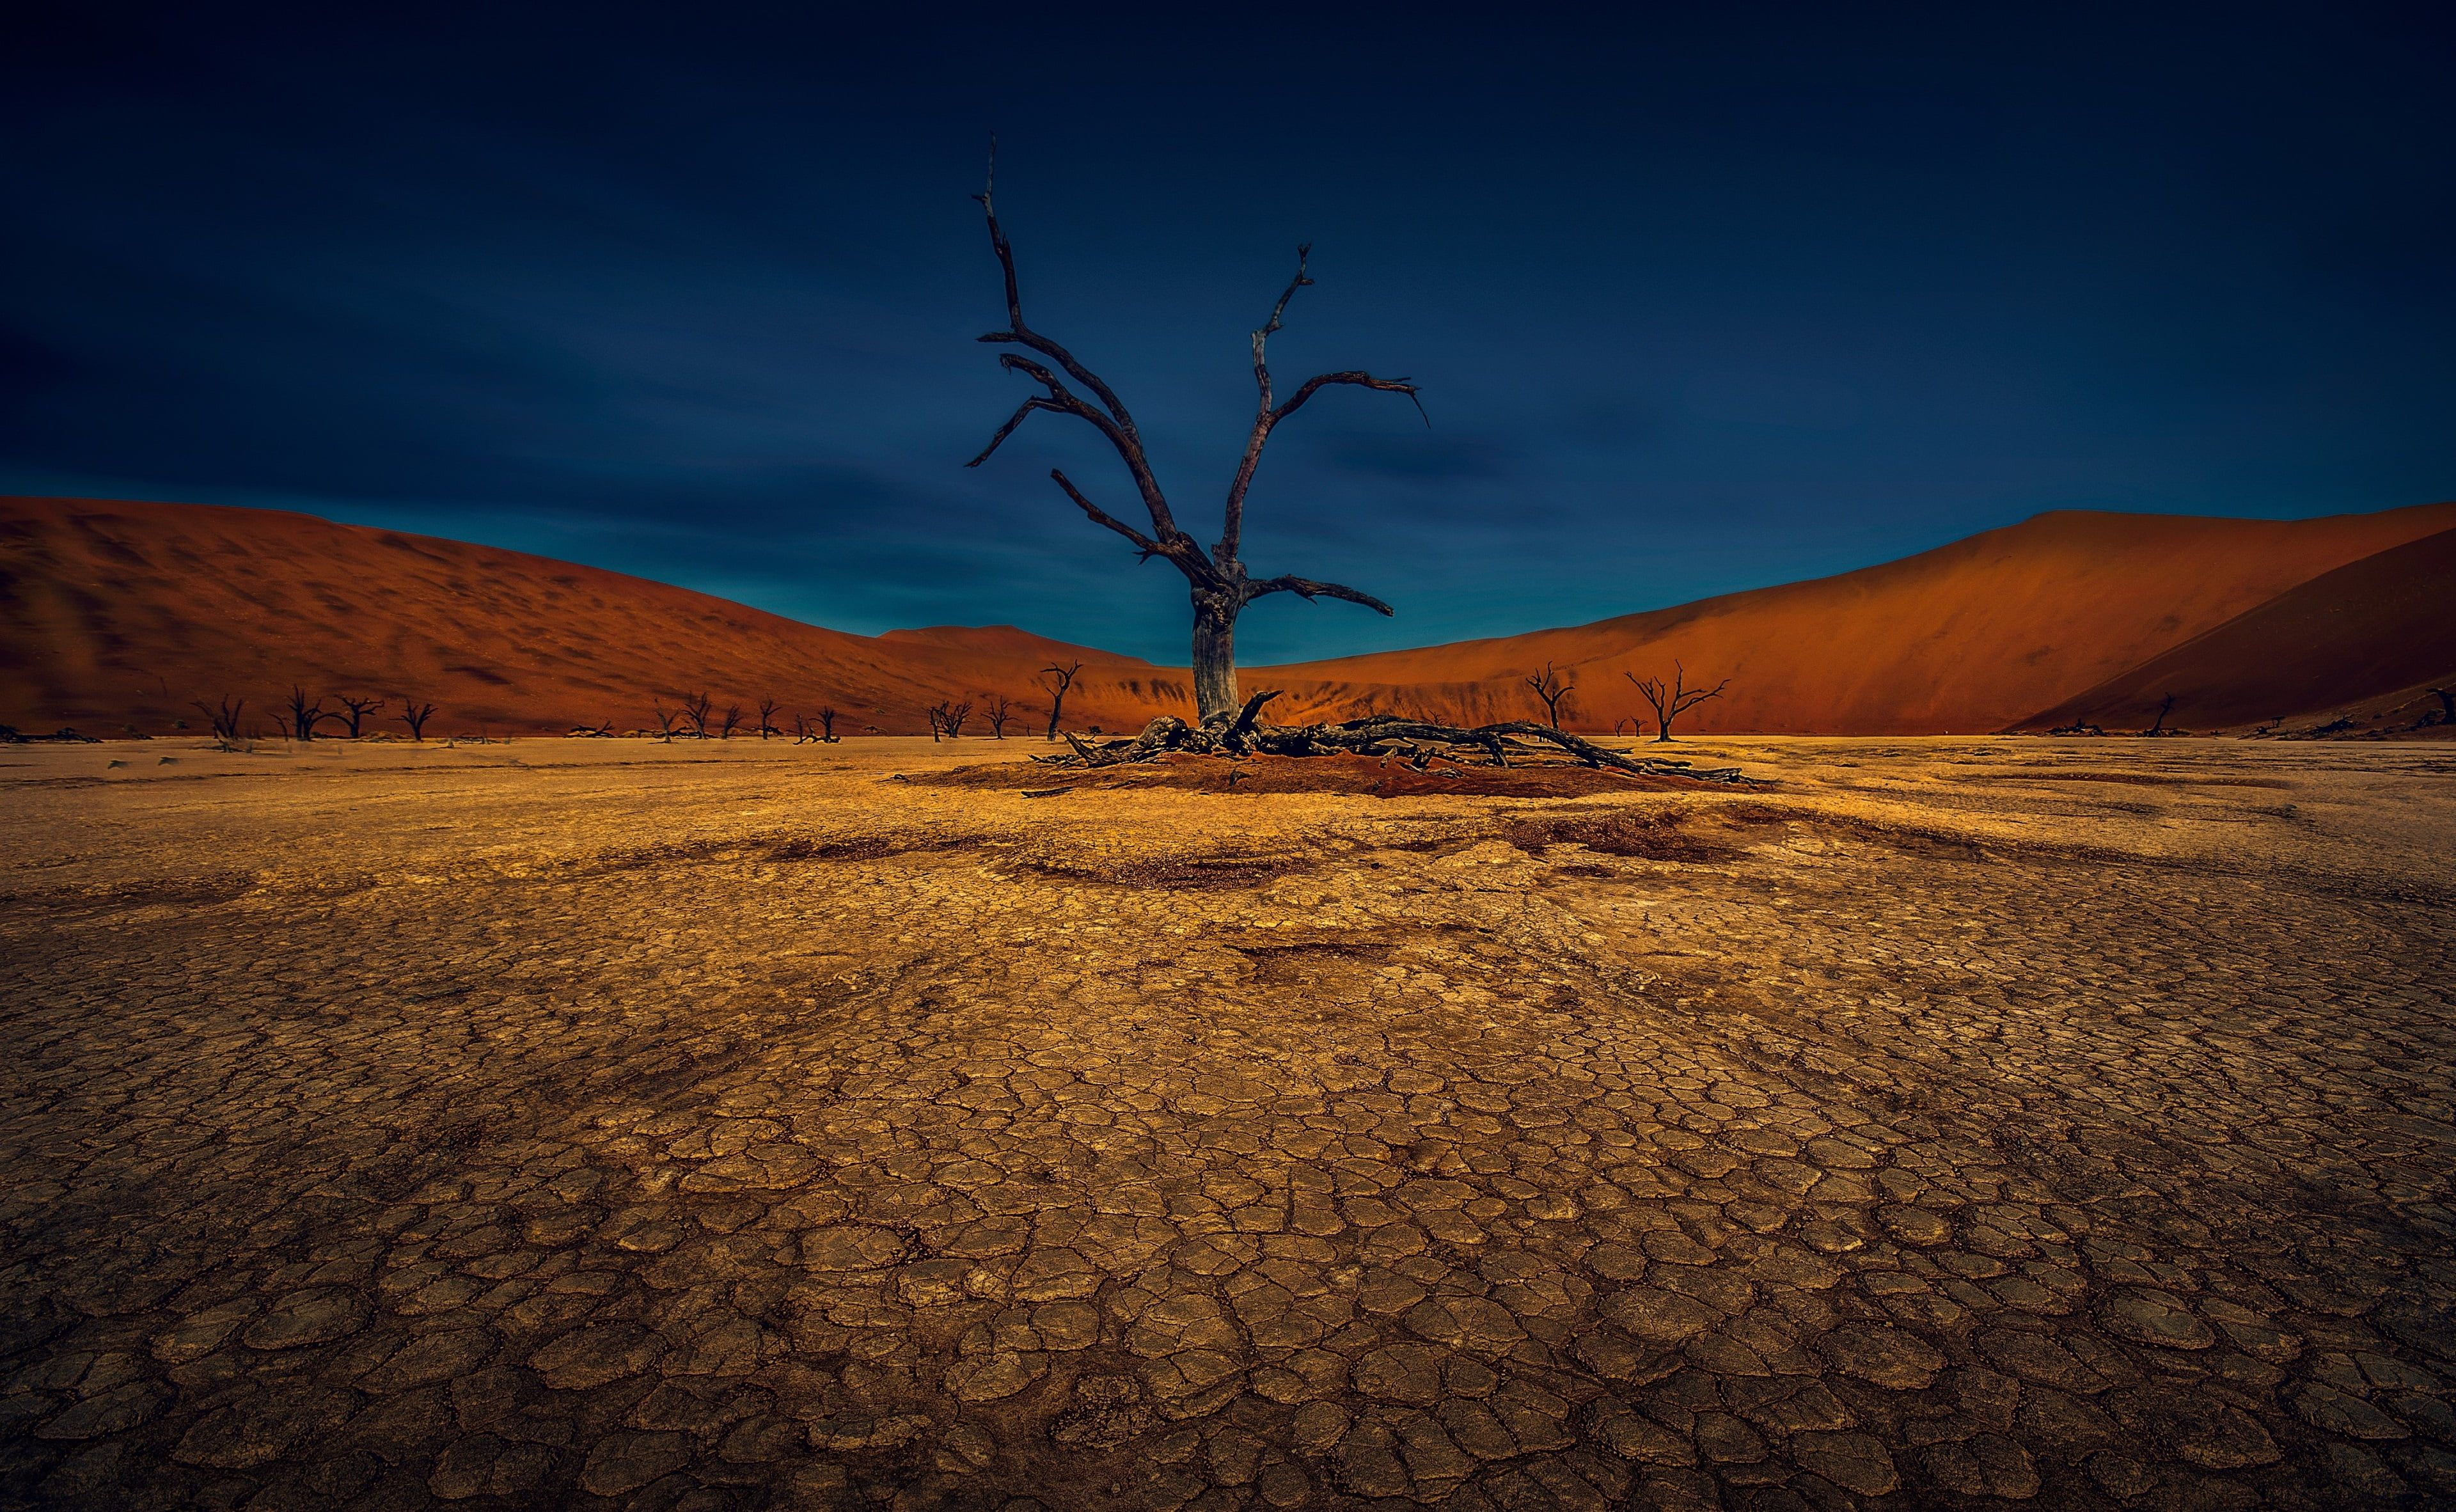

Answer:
[969,143,1187,553]
[1248,574,1395,615]
[1626,661,1731,743]
[1220,244,1425,567]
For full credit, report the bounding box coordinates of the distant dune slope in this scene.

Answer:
[1266,504,2456,733]
[2015,526,2456,733]
[5,494,2450,737]
[0,498,1172,736]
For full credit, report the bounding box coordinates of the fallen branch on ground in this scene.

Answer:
[1033,692,1750,782]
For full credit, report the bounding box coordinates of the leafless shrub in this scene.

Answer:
[1523,663,1575,728]
[1625,663,1730,742]
[1039,661,1081,739]
[285,685,340,741]
[331,694,386,737]
[679,692,713,739]
[192,696,245,748]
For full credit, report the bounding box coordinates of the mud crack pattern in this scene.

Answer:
[2,739,2452,1511]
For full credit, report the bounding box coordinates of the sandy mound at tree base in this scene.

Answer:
[909,750,1731,799]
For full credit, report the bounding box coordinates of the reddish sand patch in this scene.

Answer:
[913,751,1723,799]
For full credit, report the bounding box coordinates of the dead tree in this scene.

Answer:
[1523,664,1575,729]
[331,694,385,738]
[1625,663,1729,743]
[929,700,973,739]
[718,704,745,740]
[650,702,680,741]
[2430,689,2456,726]
[2146,693,2177,736]
[967,146,1422,721]
[398,698,436,741]
[679,692,713,739]
[984,696,1013,738]
[1039,661,1081,739]
[285,685,340,741]
[192,696,244,748]
[756,698,782,739]
[815,706,839,743]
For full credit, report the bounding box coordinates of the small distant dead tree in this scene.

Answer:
[398,698,436,741]
[928,700,972,739]
[815,706,839,742]
[756,698,782,739]
[1523,663,1575,729]
[679,692,713,739]
[649,702,680,741]
[718,704,745,740]
[192,696,244,748]
[984,696,1013,738]
[331,694,385,738]
[285,685,340,741]
[1626,663,1730,743]
[2146,693,2177,736]
[966,146,1422,721]
[1039,661,1081,740]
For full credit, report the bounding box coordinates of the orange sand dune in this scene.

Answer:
[1263,504,2456,733]
[0,497,1174,737]
[2015,526,2456,734]
[879,624,1153,666]
[6,494,2450,739]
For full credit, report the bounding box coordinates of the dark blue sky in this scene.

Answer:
[5,4,2452,663]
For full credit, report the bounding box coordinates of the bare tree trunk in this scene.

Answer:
[1193,599,1240,723]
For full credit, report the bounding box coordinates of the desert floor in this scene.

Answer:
[3,735,2452,1512]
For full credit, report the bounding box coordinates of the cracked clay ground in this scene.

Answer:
[3,736,2453,1512]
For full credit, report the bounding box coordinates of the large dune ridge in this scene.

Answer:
[3,493,2451,738]
[2017,524,2456,735]
[0,496,1179,737]
[1269,503,2456,734]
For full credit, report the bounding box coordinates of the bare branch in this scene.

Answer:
[964,396,1068,468]
[1247,574,1395,615]
[1276,370,1427,427]
[976,138,1023,332]
[1050,469,1164,559]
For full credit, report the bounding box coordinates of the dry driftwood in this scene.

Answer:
[1042,691,1749,783]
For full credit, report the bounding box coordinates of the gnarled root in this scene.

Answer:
[1036,696,1749,784]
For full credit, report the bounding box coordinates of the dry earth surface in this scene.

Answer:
[3,735,2452,1512]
